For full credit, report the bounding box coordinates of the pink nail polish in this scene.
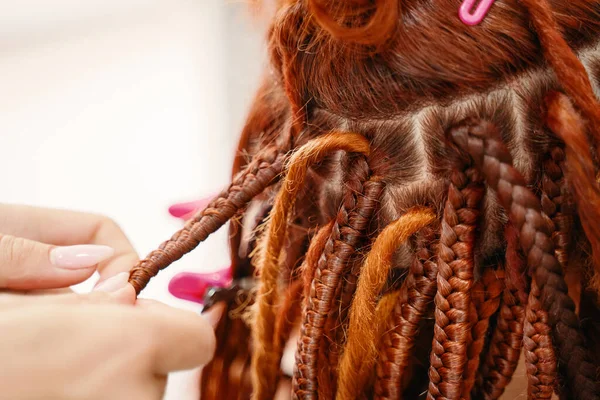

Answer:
[168,268,232,304]
[50,245,115,269]
[168,194,216,220]
[94,272,130,292]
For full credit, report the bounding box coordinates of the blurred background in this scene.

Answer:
[0,0,267,398]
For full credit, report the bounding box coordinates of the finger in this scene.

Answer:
[136,301,217,374]
[0,282,135,309]
[0,204,138,280]
[275,378,292,400]
[0,234,116,290]
[201,302,225,329]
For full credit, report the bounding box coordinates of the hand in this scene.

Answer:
[0,203,138,291]
[0,296,217,400]
[0,203,218,399]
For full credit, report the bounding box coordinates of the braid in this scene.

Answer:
[546,92,600,294]
[520,145,574,399]
[473,224,524,399]
[375,226,438,400]
[426,150,485,400]
[540,146,575,270]
[336,207,436,400]
[252,132,370,400]
[462,267,504,399]
[475,283,524,399]
[302,221,336,300]
[451,118,600,400]
[128,143,288,293]
[293,161,384,399]
[523,277,558,399]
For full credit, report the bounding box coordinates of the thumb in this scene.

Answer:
[0,234,114,290]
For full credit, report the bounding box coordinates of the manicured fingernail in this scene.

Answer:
[94,272,130,292]
[50,245,115,269]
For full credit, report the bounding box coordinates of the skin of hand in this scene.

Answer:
[0,203,139,291]
[0,297,217,400]
[0,203,219,399]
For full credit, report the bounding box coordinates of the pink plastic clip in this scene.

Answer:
[459,0,496,26]
[168,193,217,221]
[168,267,232,304]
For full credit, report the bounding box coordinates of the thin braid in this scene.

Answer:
[427,153,485,400]
[540,146,575,271]
[523,277,557,399]
[520,146,572,399]
[252,132,370,400]
[462,267,504,399]
[519,0,600,148]
[323,237,372,378]
[302,221,336,300]
[451,118,600,400]
[316,172,385,398]
[336,207,437,400]
[294,164,384,399]
[375,226,438,400]
[473,224,524,399]
[476,283,524,400]
[128,143,288,293]
[546,92,600,294]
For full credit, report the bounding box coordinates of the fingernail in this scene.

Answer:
[94,272,130,292]
[50,245,115,269]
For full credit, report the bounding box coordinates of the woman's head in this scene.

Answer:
[129,1,600,399]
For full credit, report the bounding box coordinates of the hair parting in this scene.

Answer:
[451,118,600,399]
[252,131,370,400]
[336,207,436,400]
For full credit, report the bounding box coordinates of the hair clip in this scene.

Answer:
[459,0,496,26]
[168,193,217,220]
[168,267,232,305]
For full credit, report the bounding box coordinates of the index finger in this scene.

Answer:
[0,204,138,280]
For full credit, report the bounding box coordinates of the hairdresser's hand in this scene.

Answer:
[0,295,217,400]
[0,203,138,291]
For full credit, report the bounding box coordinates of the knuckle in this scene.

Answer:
[0,235,29,265]
[99,215,123,233]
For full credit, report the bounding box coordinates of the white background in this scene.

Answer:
[0,1,265,398]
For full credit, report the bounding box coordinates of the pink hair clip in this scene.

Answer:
[168,267,232,305]
[459,0,496,26]
[168,193,217,221]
